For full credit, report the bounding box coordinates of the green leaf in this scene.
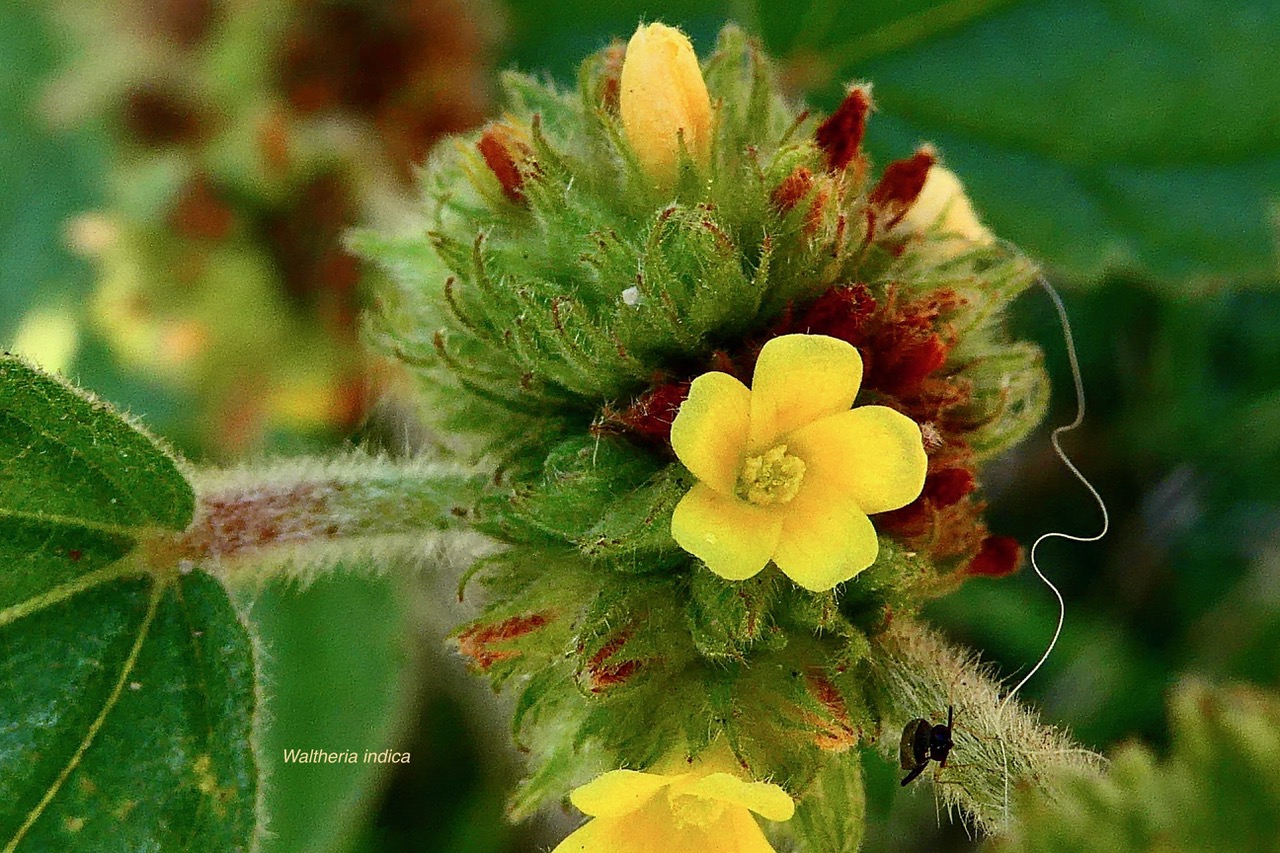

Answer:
[0,356,258,851]
[0,356,194,535]
[752,0,1280,285]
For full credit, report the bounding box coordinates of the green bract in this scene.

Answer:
[356,23,1053,822]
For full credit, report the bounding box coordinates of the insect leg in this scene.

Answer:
[901,762,929,786]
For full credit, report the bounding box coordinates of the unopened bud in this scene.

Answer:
[620,23,712,186]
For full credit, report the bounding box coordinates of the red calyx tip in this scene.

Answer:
[965,535,1023,577]
[815,85,872,172]
[868,147,937,227]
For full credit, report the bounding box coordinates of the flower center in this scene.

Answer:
[667,791,727,828]
[736,444,806,505]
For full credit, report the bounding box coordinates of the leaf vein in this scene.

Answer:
[2,580,164,853]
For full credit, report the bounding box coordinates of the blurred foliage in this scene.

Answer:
[748,0,1280,285]
[2,0,1279,851]
[245,573,418,853]
[0,4,103,344]
[993,680,1280,852]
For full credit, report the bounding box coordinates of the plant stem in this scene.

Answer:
[142,455,493,585]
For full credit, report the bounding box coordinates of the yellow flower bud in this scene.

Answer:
[899,165,994,245]
[620,23,712,186]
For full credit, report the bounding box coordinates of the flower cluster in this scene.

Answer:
[360,20,1049,850]
[554,744,795,852]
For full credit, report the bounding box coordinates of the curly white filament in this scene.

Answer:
[998,274,1110,824]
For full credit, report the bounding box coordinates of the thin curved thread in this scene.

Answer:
[997,274,1109,825]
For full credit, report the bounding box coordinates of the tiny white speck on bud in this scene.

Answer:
[621,286,643,306]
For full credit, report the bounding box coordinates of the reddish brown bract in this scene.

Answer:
[965,535,1023,578]
[477,125,527,203]
[585,633,643,693]
[923,468,978,508]
[805,670,859,751]
[456,612,552,670]
[815,86,871,172]
[601,379,691,445]
[771,166,815,214]
[869,148,936,228]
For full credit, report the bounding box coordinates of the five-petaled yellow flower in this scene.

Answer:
[552,745,795,853]
[670,334,928,591]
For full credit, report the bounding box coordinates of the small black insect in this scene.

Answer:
[899,705,955,786]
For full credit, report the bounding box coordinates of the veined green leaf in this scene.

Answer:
[0,356,258,852]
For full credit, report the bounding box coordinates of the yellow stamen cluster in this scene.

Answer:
[737,445,806,506]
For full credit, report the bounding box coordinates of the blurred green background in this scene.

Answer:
[2,1,1278,850]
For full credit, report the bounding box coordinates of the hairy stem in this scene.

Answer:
[141,454,493,585]
[870,617,1104,835]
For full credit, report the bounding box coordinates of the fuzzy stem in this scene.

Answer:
[870,617,1104,836]
[141,454,493,585]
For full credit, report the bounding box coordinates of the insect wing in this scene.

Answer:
[899,718,930,770]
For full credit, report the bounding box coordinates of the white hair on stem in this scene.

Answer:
[870,618,1103,836]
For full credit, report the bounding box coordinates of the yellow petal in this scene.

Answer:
[551,816,617,853]
[681,773,796,822]
[714,808,784,853]
[670,372,751,494]
[772,479,878,591]
[570,769,672,817]
[552,811,677,853]
[671,484,782,581]
[620,23,712,185]
[748,335,863,449]
[787,406,927,515]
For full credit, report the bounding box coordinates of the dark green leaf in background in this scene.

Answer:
[746,0,1280,285]
[251,573,418,853]
[506,0,1280,286]
[0,356,258,852]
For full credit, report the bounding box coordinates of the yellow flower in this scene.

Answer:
[553,746,795,853]
[620,22,712,186]
[670,334,927,591]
